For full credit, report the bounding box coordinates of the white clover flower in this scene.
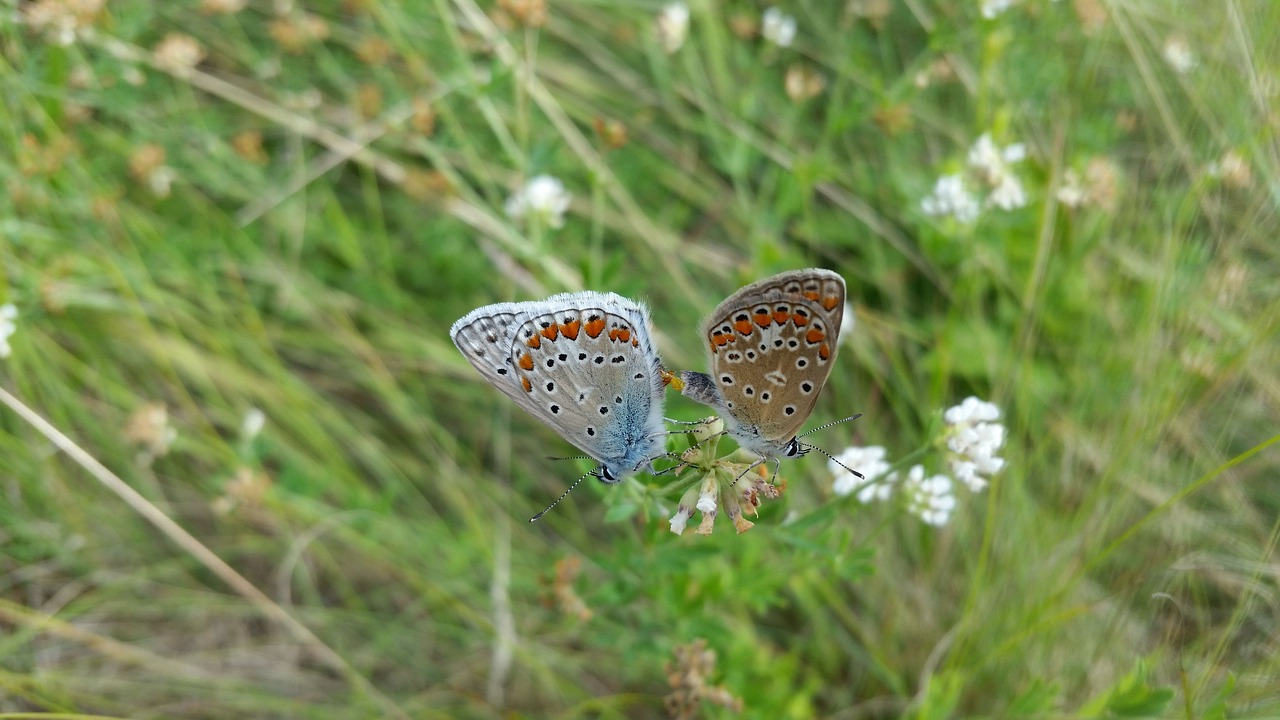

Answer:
[981,0,1016,19]
[943,395,1001,424]
[0,303,18,358]
[21,0,103,46]
[125,402,178,458]
[926,134,1027,219]
[943,396,1006,491]
[967,134,1026,186]
[903,465,956,526]
[504,174,571,228]
[829,445,895,502]
[656,2,690,54]
[921,174,981,223]
[241,407,266,440]
[967,134,1001,175]
[148,166,177,197]
[1001,142,1027,164]
[1162,36,1196,74]
[696,485,718,514]
[669,505,692,535]
[761,7,796,48]
[1056,169,1087,208]
[1207,150,1253,189]
[988,174,1028,210]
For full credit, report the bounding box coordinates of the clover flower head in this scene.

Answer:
[829,445,896,502]
[668,418,783,536]
[656,2,690,54]
[505,174,571,228]
[761,7,796,47]
[967,134,1029,210]
[921,174,981,223]
[241,408,266,440]
[1163,36,1197,74]
[903,465,956,526]
[943,396,1007,491]
[981,0,1016,19]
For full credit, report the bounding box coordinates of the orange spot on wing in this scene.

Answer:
[792,314,809,327]
[521,376,533,392]
[585,318,606,338]
[753,312,771,328]
[541,324,559,340]
[712,333,731,347]
[617,328,631,343]
[525,334,541,349]
[560,320,581,339]
[823,294,840,310]
[819,342,831,360]
[734,319,754,335]
[803,290,820,302]
[806,328,826,344]
[773,309,790,325]
[518,353,534,371]
[632,338,639,347]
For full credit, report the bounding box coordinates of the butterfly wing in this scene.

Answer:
[505,292,667,477]
[690,269,846,454]
[451,301,547,416]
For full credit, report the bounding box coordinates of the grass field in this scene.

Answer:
[2,0,1278,717]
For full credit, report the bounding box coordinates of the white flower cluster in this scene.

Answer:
[1162,36,1197,74]
[20,0,103,47]
[655,2,690,54]
[981,0,1016,19]
[902,465,956,527]
[943,396,1007,491]
[829,445,894,502]
[921,175,980,223]
[762,7,796,48]
[828,396,1007,527]
[0,304,17,358]
[967,134,1028,211]
[921,134,1029,222]
[241,407,266,441]
[504,175,572,229]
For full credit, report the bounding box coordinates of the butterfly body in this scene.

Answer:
[681,269,847,466]
[451,292,668,483]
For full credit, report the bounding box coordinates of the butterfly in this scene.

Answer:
[450,292,671,518]
[679,268,861,480]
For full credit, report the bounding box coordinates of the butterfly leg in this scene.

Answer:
[729,455,768,488]
[664,416,717,425]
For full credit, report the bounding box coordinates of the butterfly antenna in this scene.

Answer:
[546,454,594,461]
[799,442,865,480]
[797,412,864,439]
[530,467,596,522]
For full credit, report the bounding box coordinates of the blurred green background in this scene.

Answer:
[2,0,1278,717]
